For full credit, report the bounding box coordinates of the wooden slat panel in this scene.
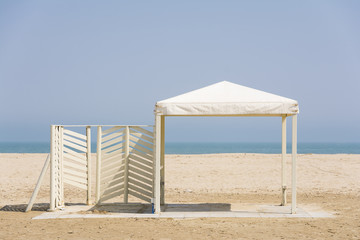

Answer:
[131,149,153,161]
[63,168,87,178]
[102,149,124,162]
[128,183,152,198]
[63,153,87,165]
[101,161,123,175]
[128,189,151,203]
[64,174,88,185]
[101,183,124,196]
[129,172,153,186]
[101,171,124,185]
[101,176,124,189]
[102,131,124,142]
[129,165,152,180]
[63,146,86,160]
[128,176,152,191]
[128,154,152,168]
[100,189,124,202]
[102,126,124,135]
[63,134,87,147]
[129,159,152,174]
[102,155,124,168]
[63,161,87,172]
[63,129,86,140]
[102,136,124,149]
[101,165,125,179]
[102,144,123,155]
[63,139,87,153]
[129,131,153,143]
[64,179,87,190]
[131,126,153,137]
[129,136,153,149]
[129,142,152,155]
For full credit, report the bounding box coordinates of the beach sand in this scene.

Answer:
[0,153,359,239]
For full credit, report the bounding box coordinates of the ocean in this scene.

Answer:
[0,142,359,154]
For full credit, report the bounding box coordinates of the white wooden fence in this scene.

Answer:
[50,125,154,211]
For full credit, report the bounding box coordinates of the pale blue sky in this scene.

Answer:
[0,1,359,142]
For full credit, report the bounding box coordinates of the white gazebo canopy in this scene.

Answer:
[156,81,299,116]
[153,81,299,214]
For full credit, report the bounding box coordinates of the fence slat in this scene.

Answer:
[128,183,152,198]
[101,171,125,185]
[102,126,125,135]
[128,160,152,175]
[101,183,125,196]
[101,149,123,159]
[129,171,153,186]
[63,168,87,178]
[128,176,152,191]
[63,153,87,165]
[64,174,88,185]
[128,189,151,203]
[128,154,152,168]
[102,136,124,149]
[101,163,124,175]
[129,136,153,149]
[63,140,87,153]
[102,131,124,143]
[102,155,124,168]
[63,146,86,161]
[129,165,152,180]
[63,129,86,140]
[63,161,87,172]
[100,165,125,179]
[130,149,153,161]
[129,131,153,143]
[63,134,87,147]
[102,144,124,155]
[100,189,124,202]
[64,179,87,190]
[131,126,153,137]
[129,142,152,155]
[101,176,125,189]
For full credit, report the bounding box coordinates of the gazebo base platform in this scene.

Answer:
[33,202,332,219]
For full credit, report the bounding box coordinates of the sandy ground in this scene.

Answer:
[0,153,359,239]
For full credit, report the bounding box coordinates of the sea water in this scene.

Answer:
[0,142,359,154]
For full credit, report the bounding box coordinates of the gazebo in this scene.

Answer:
[153,81,299,214]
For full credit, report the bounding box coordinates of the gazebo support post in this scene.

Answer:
[154,114,162,213]
[160,116,165,205]
[281,116,287,206]
[291,115,297,214]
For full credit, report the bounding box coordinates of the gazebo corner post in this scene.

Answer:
[160,115,165,205]
[154,112,162,214]
[281,115,287,206]
[291,114,298,214]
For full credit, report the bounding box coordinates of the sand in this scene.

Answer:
[0,153,359,239]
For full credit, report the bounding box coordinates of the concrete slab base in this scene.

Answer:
[33,203,333,220]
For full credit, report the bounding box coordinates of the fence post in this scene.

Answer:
[86,126,91,205]
[123,126,130,203]
[96,126,102,204]
[59,126,64,207]
[50,125,56,211]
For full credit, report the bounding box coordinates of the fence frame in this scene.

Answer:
[50,124,154,211]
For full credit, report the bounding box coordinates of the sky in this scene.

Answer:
[0,1,359,143]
